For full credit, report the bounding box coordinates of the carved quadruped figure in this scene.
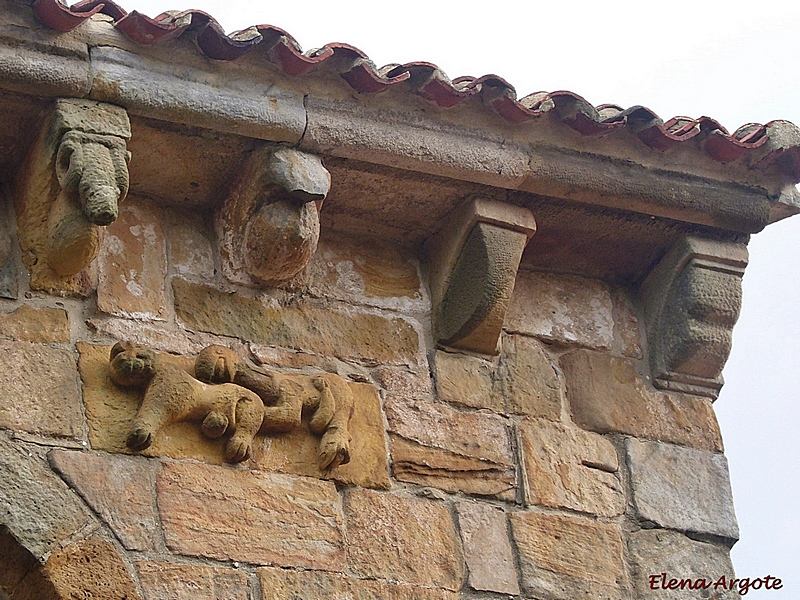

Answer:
[108,342,264,463]
[195,345,354,471]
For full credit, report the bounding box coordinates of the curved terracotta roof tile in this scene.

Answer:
[32,0,800,183]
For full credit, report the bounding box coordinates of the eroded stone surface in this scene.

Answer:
[502,334,562,418]
[563,349,723,452]
[505,270,614,350]
[344,490,465,591]
[164,209,215,282]
[434,350,501,411]
[35,536,142,600]
[137,562,248,600]
[0,437,94,561]
[0,305,70,343]
[0,341,83,438]
[626,438,739,541]
[158,462,345,569]
[511,511,627,600]
[628,530,737,599]
[174,279,420,365]
[258,567,459,599]
[455,501,520,595]
[385,396,516,498]
[49,450,159,551]
[307,229,425,311]
[611,286,643,359]
[520,418,624,517]
[98,200,169,320]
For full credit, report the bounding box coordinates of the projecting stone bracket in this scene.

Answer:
[217,145,331,286]
[425,197,536,355]
[15,99,130,295]
[640,236,749,399]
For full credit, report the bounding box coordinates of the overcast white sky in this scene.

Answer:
[120,0,800,593]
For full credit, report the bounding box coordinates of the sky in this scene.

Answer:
[118,0,800,594]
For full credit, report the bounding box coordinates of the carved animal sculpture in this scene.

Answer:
[108,342,264,463]
[195,345,354,470]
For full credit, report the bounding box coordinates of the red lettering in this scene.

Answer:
[666,578,679,590]
[773,578,783,590]
[695,578,711,589]
[737,578,750,595]
[728,578,739,590]
[714,575,728,589]
[648,574,661,590]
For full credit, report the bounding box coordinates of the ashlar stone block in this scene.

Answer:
[343,489,465,591]
[157,461,345,570]
[628,529,737,599]
[455,501,520,595]
[136,562,248,600]
[562,349,723,452]
[49,450,159,551]
[505,270,615,350]
[625,438,739,541]
[385,395,516,498]
[520,418,624,517]
[510,511,628,600]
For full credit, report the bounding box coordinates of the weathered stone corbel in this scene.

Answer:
[425,197,536,355]
[217,145,330,286]
[640,236,749,399]
[15,99,130,294]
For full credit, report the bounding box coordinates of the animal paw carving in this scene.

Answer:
[225,435,253,463]
[126,425,153,451]
[201,411,229,439]
[319,427,351,471]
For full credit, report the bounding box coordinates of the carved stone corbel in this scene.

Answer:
[640,236,749,399]
[425,197,536,355]
[217,145,330,286]
[15,99,130,294]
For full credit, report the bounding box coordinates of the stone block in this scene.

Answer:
[385,396,516,498]
[611,286,643,359]
[562,349,723,452]
[307,229,426,312]
[519,418,624,517]
[343,489,465,591]
[164,209,215,282]
[98,200,169,321]
[157,461,345,570]
[455,501,520,595]
[505,270,615,350]
[18,536,142,600]
[0,436,94,561]
[0,305,69,343]
[136,562,248,600]
[174,279,421,365]
[434,350,502,412]
[628,530,737,599]
[0,341,83,438]
[373,364,434,398]
[258,567,460,599]
[49,450,159,551]
[78,343,388,487]
[625,438,739,541]
[502,334,562,418]
[510,511,627,600]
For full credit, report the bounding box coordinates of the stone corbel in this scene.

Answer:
[425,197,536,355]
[217,145,330,286]
[640,236,749,399]
[15,99,130,294]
